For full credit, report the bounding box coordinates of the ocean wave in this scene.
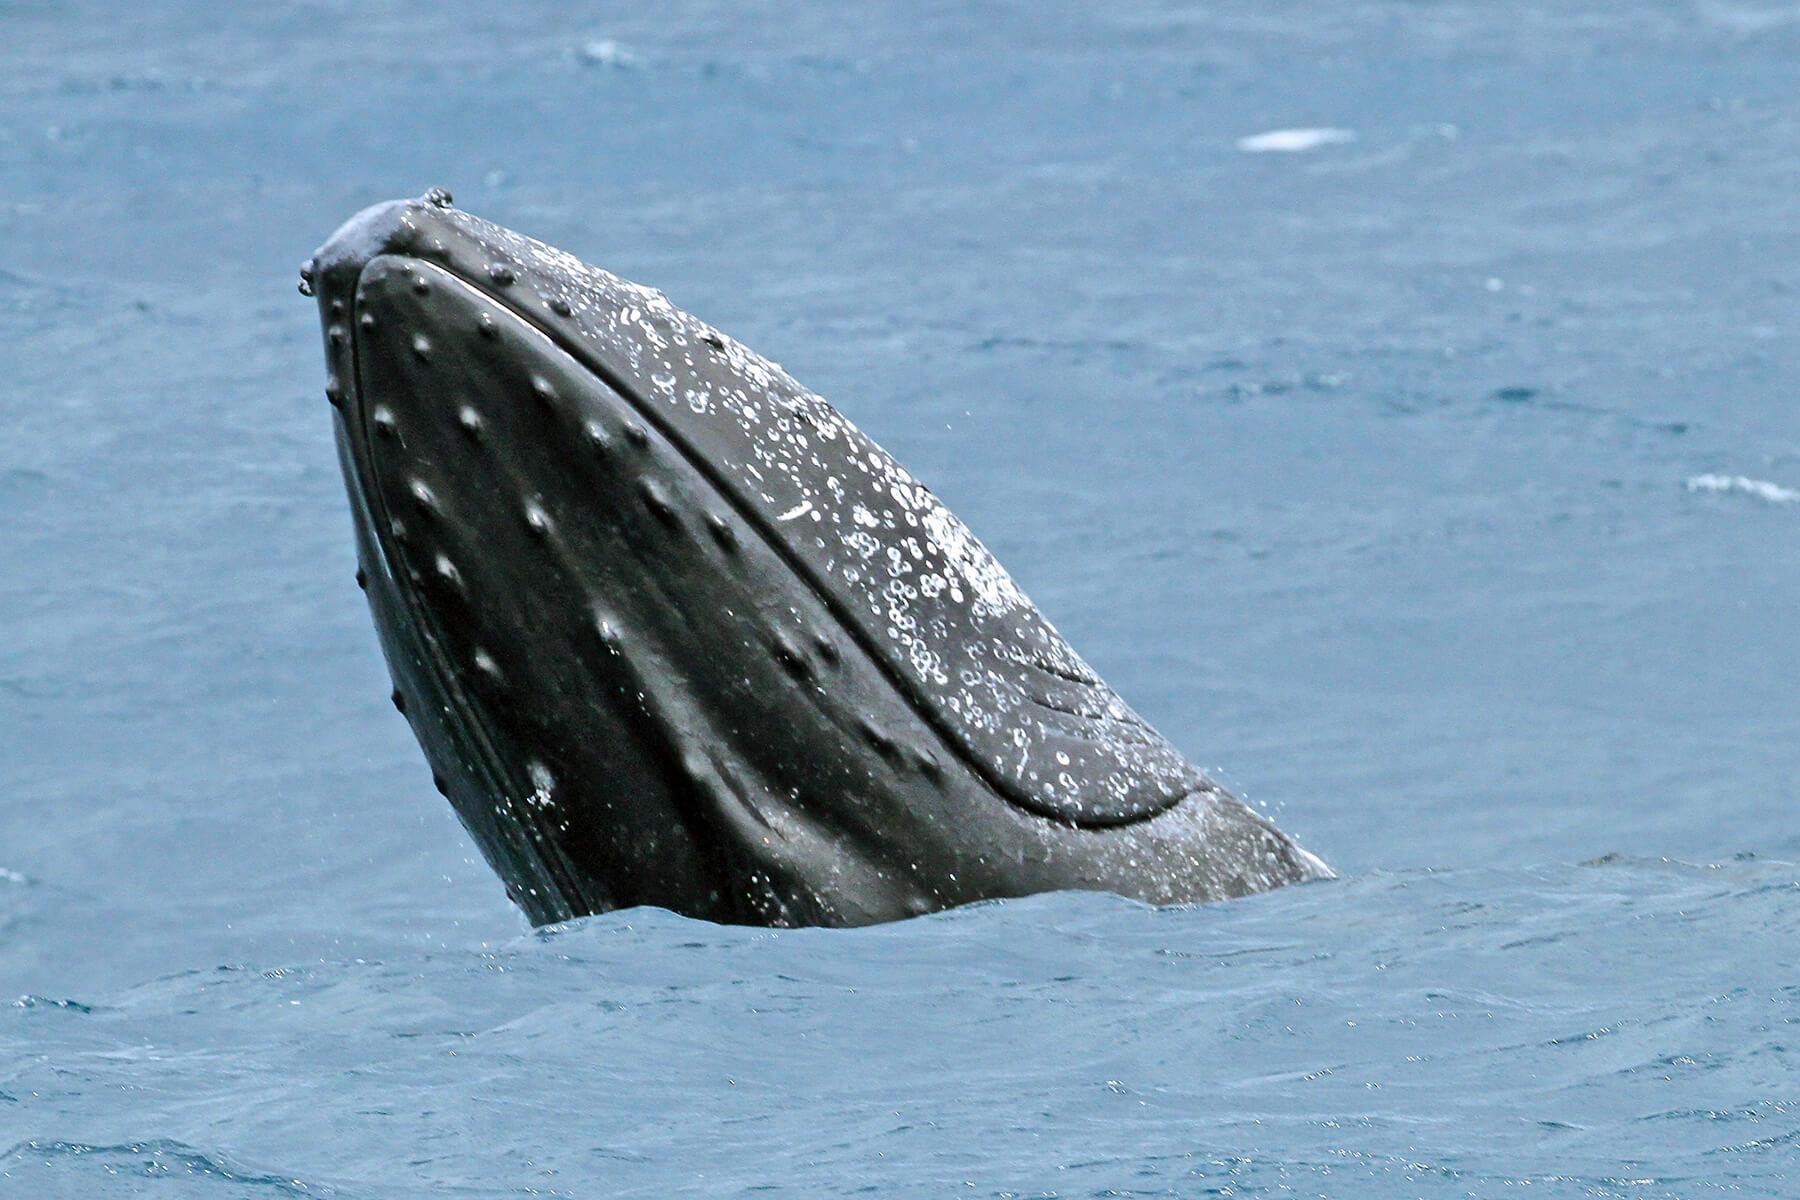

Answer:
[4,863,1794,1198]
[1236,127,1358,153]
[0,1139,331,1196]
[1685,474,1800,504]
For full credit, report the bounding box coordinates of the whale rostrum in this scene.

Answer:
[307,191,1330,927]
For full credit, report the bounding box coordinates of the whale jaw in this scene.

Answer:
[309,193,1330,927]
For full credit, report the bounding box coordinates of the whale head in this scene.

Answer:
[305,192,1327,927]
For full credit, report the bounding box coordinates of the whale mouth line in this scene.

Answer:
[343,252,1188,835]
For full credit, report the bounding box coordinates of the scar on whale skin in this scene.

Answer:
[306,190,1331,928]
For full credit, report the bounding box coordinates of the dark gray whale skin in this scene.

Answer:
[304,191,1330,927]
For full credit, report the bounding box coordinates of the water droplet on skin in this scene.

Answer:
[458,407,483,436]
[411,334,431,360]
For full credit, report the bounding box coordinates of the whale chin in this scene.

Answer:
[306,191,1329,928]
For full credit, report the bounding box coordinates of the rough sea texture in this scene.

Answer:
[2,3,1796,1196]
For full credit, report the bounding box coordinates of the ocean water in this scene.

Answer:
[2,2,1795,1195]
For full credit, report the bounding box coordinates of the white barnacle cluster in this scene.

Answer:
[442,208,1206,824]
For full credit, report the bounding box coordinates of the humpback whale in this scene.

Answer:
[303,190,1329,927]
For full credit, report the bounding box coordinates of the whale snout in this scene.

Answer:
[308,196,702,923]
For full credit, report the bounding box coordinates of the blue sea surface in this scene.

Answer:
[2,3,1796,1195]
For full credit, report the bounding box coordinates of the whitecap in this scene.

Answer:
[1236,127,1357,153]
[1685,474,1799,505]
[577,39,638,69]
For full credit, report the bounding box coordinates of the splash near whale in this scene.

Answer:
[303,191,1329,927]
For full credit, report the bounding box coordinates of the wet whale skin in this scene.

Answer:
[306,193,1329,927]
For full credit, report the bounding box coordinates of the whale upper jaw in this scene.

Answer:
[307,192,1330,927]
